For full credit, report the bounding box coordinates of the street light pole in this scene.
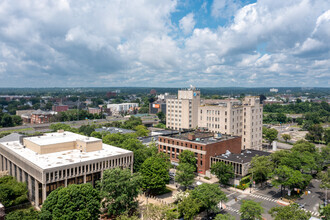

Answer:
[250,170,253,193]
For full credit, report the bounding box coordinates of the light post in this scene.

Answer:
[250,170,253,193]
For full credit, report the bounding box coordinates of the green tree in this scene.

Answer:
[190,183,227,213]
[5,207,40,220]
[214,213,235,220]
[324,129,330,144]
[178,150,197,169]
[140,155,170,193]
[269,204,311,220]
[1,114,14,127]
[210,162,234,185]
[178,195,202,220]
[305,124,324,143]
[156,111,166,124]
[175,163,196,189]
[291,140,316,153]
[134,125,150,137]
[98,168,141,217]
[12,115,23,126]
[0,176,28,208]
[321,204,330,220]
[281,134,291,143]
[40,184,100,220]
[318,169,330,206]
[263,127,278,146]
[249,155,274,184]
[240,200,263,220]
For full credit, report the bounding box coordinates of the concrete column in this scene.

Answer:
[0,155,3,171]
[11,163,15,178]
[28,175,32,200]
[22,170,26,183]
[64,178,67,187]
[83,174,86,184]
[16,166,20,182]
[7,158,10,171]
[34,179,39,207]
[42,184,47,204]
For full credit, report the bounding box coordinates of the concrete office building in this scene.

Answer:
[158,132,241,175]
[210,149,271,178]
[0,131,133,207]
[166,87,201,130]
[107,103,139,114]
[198,96,263,150]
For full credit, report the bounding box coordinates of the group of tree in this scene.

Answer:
[175,151,197,189]
[305,124,330,144]
[50,109,103,122]
[176,183,228,220]
[0,176,28,208]
[263,112,290,124]
[249,140,330,197]
[0,110,22,127]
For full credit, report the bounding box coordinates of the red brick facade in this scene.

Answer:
[158,135,241,174]
[52,105,68,112]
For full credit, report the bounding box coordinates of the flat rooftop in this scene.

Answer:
[0,133,132,170]
[25,132,100,146]
[161,132,238,144]
[95,127,135,134]
[213,149,271,164]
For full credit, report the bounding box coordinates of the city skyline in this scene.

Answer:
[0,0,329,87]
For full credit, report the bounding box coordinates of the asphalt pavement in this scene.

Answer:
[219,181,322,219]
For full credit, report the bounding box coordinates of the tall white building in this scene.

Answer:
[166,87,201,130]
[166,87,263,150]
[198,96,263,150]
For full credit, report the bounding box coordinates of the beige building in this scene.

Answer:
[198,96,263,150]
[166,87,200,130]
[0,131,133,207]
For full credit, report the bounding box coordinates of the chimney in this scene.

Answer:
[188,133,196,141]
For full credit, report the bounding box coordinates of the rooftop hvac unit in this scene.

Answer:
[214,133,222,139]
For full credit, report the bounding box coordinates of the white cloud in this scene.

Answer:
[0,0,329,87]
[179,13,196,35]
[211,0,241,18]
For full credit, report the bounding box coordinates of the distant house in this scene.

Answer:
[21,109,56,124]
[52,104,69,112]
[88,107,101,114]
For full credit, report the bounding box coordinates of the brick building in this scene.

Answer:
[52,105,69,112]
[30,110,56,124]
[158,132,241,174]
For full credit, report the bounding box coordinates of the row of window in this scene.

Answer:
[45,156,132,182]
[159,139,204,151]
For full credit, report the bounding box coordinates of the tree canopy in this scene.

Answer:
[175,162,196,189]
[269,204,311,220]
[140,154,170,193]
[210,162,234,185]
[98,168,141,217]
[0,176,28,208]
[190,183,227,213]
[240,200,263,220]
[40,184,100,220]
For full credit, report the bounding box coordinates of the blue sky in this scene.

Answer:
[0,0,329,87]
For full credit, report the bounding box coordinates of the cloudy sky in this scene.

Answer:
[0,0,329,87]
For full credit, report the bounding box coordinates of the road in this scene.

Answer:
[218,182,321,219]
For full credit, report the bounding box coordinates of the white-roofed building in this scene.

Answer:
[0,131,133,207]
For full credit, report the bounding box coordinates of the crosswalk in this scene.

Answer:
[248,193,278,202]
[225,206,241,215]
[300,208,319,217]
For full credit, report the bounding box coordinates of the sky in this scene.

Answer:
[0,0,329,88]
